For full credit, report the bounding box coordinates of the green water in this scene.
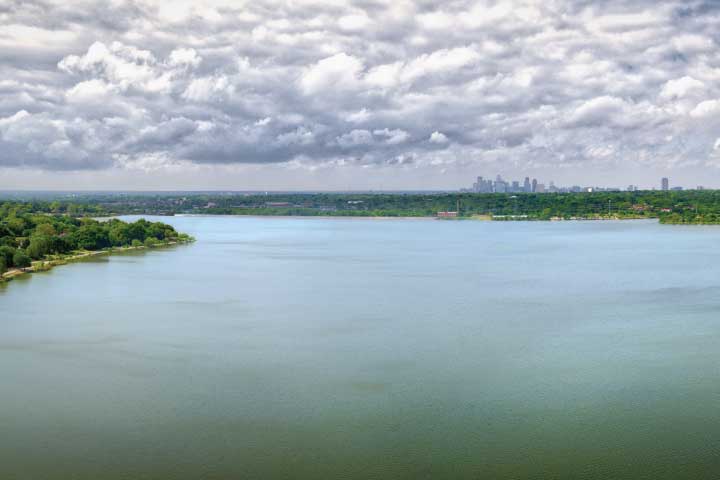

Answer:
[2,216,720,479]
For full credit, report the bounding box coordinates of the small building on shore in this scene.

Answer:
[437,211,458,218]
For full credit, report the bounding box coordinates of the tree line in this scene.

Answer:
[8,190,719,222]
[4,190,720,225]
[0,202,191,275]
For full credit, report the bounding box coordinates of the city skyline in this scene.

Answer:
[462,174,701,193]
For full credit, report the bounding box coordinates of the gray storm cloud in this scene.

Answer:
[1,0,720,175]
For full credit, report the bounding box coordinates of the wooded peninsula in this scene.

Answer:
[0,202,193,281]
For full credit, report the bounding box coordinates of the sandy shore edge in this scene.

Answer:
[1,240,191,283]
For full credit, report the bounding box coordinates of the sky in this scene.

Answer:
[2,0,720,191]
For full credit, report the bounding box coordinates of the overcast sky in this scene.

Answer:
[2,0,720,190]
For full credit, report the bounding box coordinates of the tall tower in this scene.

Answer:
[523,177,531,192]
[661,177,669,191]
[531,178,538,193]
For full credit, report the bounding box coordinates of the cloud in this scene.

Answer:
[338,13,371,32]
[168,48,201,69]
[182,75,230,102]
[0,110,110,170]
[567,96,629,127]
[300,53,363,95]
[65,79,115,103]
[1,0,720,182]
[690,99,720,118]
[336,129,373,148]
[345,108,370,123]
[374,128,410,145]
[429,131,449,144]
[660,76,705,99]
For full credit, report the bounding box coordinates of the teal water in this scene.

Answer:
[2,216,720,479]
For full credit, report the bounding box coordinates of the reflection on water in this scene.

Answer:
[2,217,720,479]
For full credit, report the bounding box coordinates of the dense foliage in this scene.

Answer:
[5,190,720,223]
[3,190,720,229]
[0,202,191,275]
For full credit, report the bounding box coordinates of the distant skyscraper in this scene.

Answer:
[531,178,538,192]
[474,176,483,193]
[469,175,493,193]
[661,177,669,191]
[523,177,531,192]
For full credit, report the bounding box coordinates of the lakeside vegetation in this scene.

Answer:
[6,190,720,224]
[0,202,193,281]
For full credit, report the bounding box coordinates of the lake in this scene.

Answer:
[2,216,720,479]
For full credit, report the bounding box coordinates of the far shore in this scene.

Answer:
[109,212,714,225]
[173,213,436,220]
[171,213,657,222]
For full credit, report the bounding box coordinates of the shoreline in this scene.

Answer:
[112,212,720,225]
[173,213,435,220]
[172,213,655,222]
[1,240,192,284]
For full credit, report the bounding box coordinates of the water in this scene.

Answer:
[2,216,720,479]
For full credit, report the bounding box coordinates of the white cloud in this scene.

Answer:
[374,128,410,144]
[58,41,185,94]
[300,53,363,95]
[660,76,705,99]
[365,63,403,89]
[168,48,201,68]
[277,127,315,146]
[690,99,720,118]
[182,75,230,102]
[417,11,455,30]
[401,47,480,83]
[345,108,370,123]
[567,96,629,126]
[337,129,373,147]
[66,79,114,103]
[338,13,371,31]
[429,131,449,144]
[672,34,715,54]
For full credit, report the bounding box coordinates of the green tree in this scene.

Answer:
[144,237,160,247]
[12,251,31,268]
[0,245,16,267]
[126,221,149,242]
[26,236,52,260]
[108,224,131,246]
[71,225,110,250]
[35,223,56,236]
[6,217,26,236]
